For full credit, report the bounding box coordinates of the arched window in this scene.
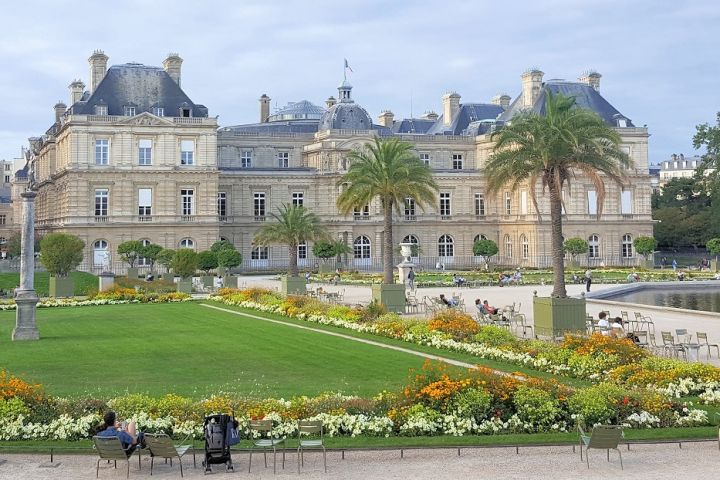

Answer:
[0,237,6,244]
[353,236,371,259]
[137,239,151,266]
[179,238,194,249]
[588,234,600,258]
[219,236,228,243]
[472,235,488,256]
[251,246,269,260]
[520,234,529,259]
[622,234,633,258]
[504,234,512,258]
[402,234,420,259]
[438,235,454,257]
[93,240,110,267]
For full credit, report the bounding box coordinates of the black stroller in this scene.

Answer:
[202,413,237,473]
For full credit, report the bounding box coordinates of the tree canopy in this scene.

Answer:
[633,236,658,259]
[171,249,199,278]
[563,237,589,259]
[39,233,84,277]
[117,240,144,268]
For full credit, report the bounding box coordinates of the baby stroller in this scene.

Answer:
[202,413,237,473]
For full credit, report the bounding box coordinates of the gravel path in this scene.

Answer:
[2,441,718,479]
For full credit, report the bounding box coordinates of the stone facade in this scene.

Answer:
[21,52,654,273]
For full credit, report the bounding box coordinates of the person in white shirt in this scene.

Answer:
[597,311,610,336]
[610,317,625,339]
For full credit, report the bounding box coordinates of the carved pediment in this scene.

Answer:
[118,112,174,126]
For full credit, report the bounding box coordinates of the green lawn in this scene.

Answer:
[0,271,98,297]
[0,302,432,399]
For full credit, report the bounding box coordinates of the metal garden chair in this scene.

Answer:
[144,433,195,477]
[697,332,720,358]
[297,420,326,473]
[578,424,624,470]
[93,435,136,478]
[248,419,286,474]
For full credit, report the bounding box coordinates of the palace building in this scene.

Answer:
[22,52,653,273]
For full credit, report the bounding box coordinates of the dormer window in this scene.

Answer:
[617,118,627,128]
[124,106,136,116]
[152,107,164,117]
[180,107,191,118]
[94,105,108,116]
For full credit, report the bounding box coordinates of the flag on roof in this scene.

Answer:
[344,58,354,73]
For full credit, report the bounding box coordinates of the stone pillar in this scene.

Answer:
[397,243,416,288]
[98,272,115,292]
[13,191,39,341]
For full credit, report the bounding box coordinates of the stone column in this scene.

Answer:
[13,191,40,340]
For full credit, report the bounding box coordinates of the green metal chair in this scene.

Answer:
[144,433,195,477]
[248,419,286,474]
[697,332,720,359]
[578,425,624,470]
[93,435,135,478]
[297,420,326,473]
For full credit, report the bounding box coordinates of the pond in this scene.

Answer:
[605,287,720,313]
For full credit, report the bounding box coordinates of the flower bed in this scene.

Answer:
[0,288,191,310]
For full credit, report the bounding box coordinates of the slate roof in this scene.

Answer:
[15,165,28,179]
[319,102,373,130]
[497,80,633,127]
[425,103,504,135]
[222,120,320,135]
[268,100,325,122]
[69,63,208,117]
[391,118,436,134]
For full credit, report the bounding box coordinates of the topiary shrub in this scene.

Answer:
[513,385,562,430]
[39,233,84,277]
[568,383,626,426]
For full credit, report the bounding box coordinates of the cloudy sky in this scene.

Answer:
[1,0,718,165]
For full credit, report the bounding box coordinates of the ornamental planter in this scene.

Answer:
[533,296,586,339]
[126,267,139,279]
[49,275,74,298]
[281,276,307,295]
[201,275,214,288]
[176,278,193,293]
[371,283,406,313]
[712,259,718,273]
[319,262,335,274]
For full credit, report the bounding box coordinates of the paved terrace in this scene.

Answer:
[1,441,718,479]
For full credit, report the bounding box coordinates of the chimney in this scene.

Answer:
[68,79,85,104]
[259,94,270,123]
[491,94,512,109]
[325,96,337,109]
[378,110,394,128]
[422,111,439,121]
[88,50,109,94]
[163,53,183,86]
[578,70,601,91]
[442,92,461,125]
[679,153,685,161]
[521,69,544,108]
[53,102,67,123]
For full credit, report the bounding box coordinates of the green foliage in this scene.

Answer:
[513,386,562,429]
[633,236,658,259]
[197,251,218,273]
[652,176,719,247]
[156,249,176,269]
[117,240,144,268]
[473,325,517,348]
[7,230,41,259]
[473,239,499,257]
[358,299,387,322]
[216,248,242,269]
[563,237,588,258]
[0,397,30,419]
[452,387,492,422]
[706,238,720,256]
[140,243,163,270]
[170,248,199,278]
[39,233,84,277]
[312,240,336,260]
[210,240,235,253]
[568,383,626,426]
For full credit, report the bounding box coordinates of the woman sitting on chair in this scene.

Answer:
[95,411,142,455]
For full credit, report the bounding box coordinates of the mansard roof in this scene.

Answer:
[391,118,436,134]
[70,63,208,117]
[425,103,505,135]
[498,80,633,127]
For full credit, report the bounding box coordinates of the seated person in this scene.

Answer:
[498,274,511,286]
[482,300,498,315]
[626,272,639,283]
[610,317,625,339]
[597,311,611,336]
[677,271,685,281]
[571,274,580,284]
[475,298,488,315]
[439,294,457,308]
[512,269,522,283]
[453,274,466,287]
[95,411,142,455]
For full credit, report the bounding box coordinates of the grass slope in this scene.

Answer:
[0,271,98,297]
[0,303,431,399]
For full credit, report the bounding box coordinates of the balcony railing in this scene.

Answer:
[180,215,195,222]
[138,215,152,222]
[441,215,452,220]
[94,216,108,223]
[404,215,416,221]
[254,215,266,222]
[353,215,371,221]
[218,215,228,222]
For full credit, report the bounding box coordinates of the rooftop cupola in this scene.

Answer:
[338,79,353,103]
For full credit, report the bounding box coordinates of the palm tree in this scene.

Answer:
[485,92,631,298]
[337,137,438,284]
[253,204,329,277]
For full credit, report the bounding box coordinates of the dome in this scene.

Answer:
[318,81,372,130]
[268,100,325,122]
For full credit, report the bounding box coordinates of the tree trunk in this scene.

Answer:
[383,200,394,284]
[548,182,567,298]
[288,243,299,277]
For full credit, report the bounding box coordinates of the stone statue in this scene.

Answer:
[24,147,37,191]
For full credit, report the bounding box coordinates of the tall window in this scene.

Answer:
[0,215,5,225]
[292,192,304,207]
[138,188,152,217]
[520,234,529,259]
[254,192,266,219]
[217,192,227,218]
[93,240,109,267]
[353,205,370,219]
[180,189,194,216]
[95,139,109,165]
[241,150,252,168]
[419,153,430,166]
[95,105,107,115]
[124,106,136,116]
[438,234,454,257]
[440,193,451,218]
[474,193,485,216]
[138,139,152,165]
[298,241,307,259]
[180,140,194,165]
[179,238,194,249]
[622,234,633,258]
[504,192,511,215]
[277,151,289,168]
[404,198,416,219]
[402,234,419,245]
[504,234,513,258]
[3,175,9,183]
[452,154,463,170]
[587,190,598,215]
[588,234,600,258]
[152,106,164,117]
[94,189,108,216]
[353,236,371,259]
[251,246,269,260]
[621,189,633,214]
[520,190,528,215]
